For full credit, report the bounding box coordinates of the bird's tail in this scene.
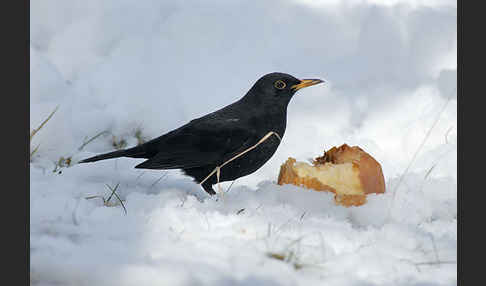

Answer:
[78,145,147,163]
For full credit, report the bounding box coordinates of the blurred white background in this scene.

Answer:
[30,0,456,188]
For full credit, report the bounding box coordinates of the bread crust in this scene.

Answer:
[277,144,385,207]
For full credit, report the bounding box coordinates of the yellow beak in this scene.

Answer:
[291,79,324,91]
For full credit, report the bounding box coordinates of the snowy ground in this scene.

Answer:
[30,0,457,285]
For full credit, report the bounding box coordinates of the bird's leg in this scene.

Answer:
[218,131,281,170]
[199,131,281,191]
[201,181,216,196]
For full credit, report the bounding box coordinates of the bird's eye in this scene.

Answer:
[274,80,286,90]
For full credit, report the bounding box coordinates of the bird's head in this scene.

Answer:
[247,72,324,106]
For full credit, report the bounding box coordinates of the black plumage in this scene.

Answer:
[79,72,323,195]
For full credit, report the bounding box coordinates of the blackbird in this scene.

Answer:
[79,72,324,195]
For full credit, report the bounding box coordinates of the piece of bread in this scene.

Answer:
[277,144,385,207]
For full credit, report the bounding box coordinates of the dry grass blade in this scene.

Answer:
[149,173,168,190]
[52,156,73,173]
[134,127,148,145]
[266,251,304,270]
[415,260,456,266]
[111,135,127,150]
[418,138,455,193]
[399,258,456,273]
[135,171,146,181]
[85,195,107,206]
[283,236,305,252]
[386,89,455,221]
[417,164,438,193]
[267,252,286,261]
[300,211,307,221]
[111,189,127,215]
[226,180,236,193]
[30,144,40,159]
[104,183,127,215]
[85,195,105,201]
[78,130,110,151]
[105,183,120,203]
[430,235,440,263]
[30,105,59,142]
[85,186,127,215]
[423,164,437,181]
[30,106,59,161]
[444,126,454,144]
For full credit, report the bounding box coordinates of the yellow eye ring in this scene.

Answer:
[274,80,286,90]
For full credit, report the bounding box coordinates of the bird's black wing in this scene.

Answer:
[134,117,258,170]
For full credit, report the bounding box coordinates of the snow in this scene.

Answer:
[30,0,457,285]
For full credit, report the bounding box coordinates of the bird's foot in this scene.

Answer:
[201,181,217,196]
